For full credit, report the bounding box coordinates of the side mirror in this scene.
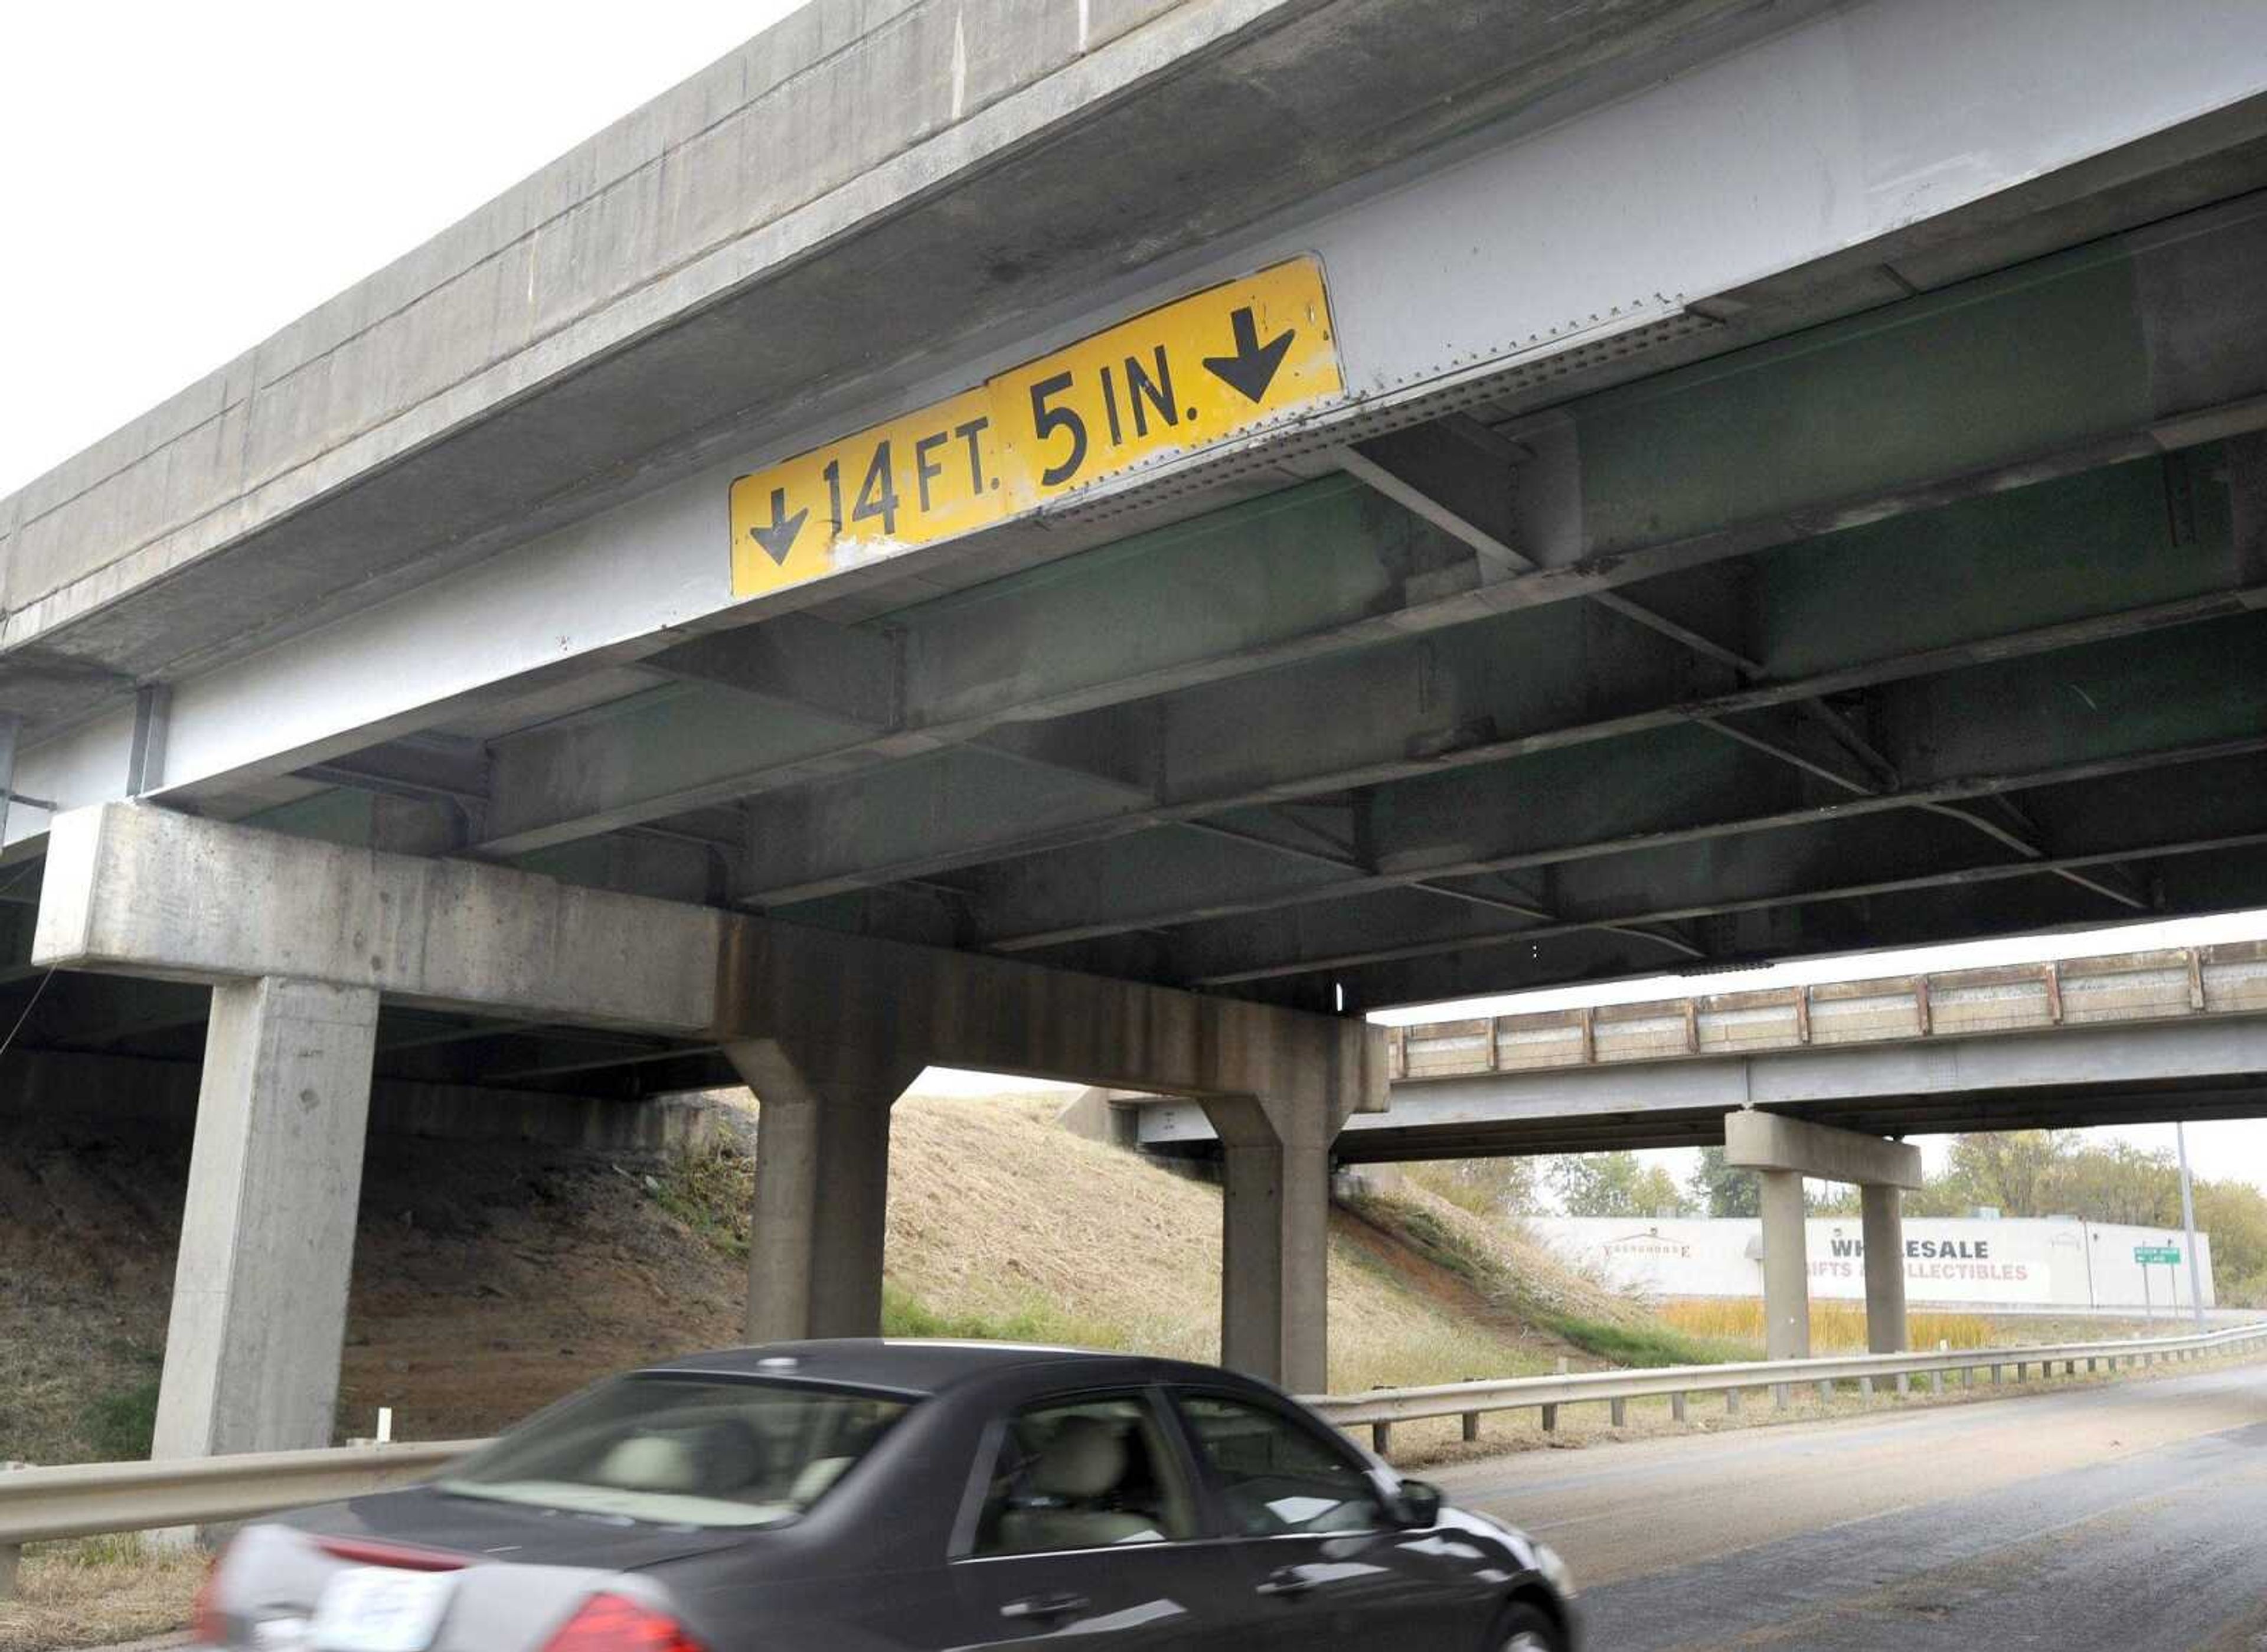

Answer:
[1394,1478,1444,1529]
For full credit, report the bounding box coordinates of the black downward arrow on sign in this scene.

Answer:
[1202,306,1296,403]
[748,487,809,566]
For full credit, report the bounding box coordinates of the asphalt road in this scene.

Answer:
[1438,1361,2267,1650]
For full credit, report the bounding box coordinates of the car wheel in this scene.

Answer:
[1492,1601,1566,1652]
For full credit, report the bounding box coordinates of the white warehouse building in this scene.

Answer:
[1528,1216,2216,1316]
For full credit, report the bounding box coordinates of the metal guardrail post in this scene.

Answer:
[1670,1392,1688,1423]
[1610,1398,1629,1427]
[0,1461,22,1603]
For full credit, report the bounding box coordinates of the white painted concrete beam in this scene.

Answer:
[715,911,1382,1116]
[1724,1109,1922,1190]
[31,804,720,1031]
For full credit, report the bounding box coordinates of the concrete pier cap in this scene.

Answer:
[32,800,721,1031]
[1723,1109,1923,1190]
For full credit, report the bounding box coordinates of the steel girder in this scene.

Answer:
[420,195,2267,872]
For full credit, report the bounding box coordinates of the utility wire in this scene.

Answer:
[0,967,55,1062]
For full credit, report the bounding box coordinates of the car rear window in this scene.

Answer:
[436,1375,912,1528]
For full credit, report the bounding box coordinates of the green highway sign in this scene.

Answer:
[2134,1245,2182,1265]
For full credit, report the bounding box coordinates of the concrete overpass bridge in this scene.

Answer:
[1136,944,2267,1159]
[11,0,2267,1459]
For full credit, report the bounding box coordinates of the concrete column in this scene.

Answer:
[1758,1168,1811,1360]
[1202,1088,1353,1395]
[152,978,380,1460]
[1218,1131,1332,1391]
[724,1037,924,1342]
[1862,1182,1909,1353]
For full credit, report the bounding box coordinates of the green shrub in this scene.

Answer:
[1533,1314,1747,1369]
[81,1377,161,1460]
[878,1282,1121,1351]
[1346,1190,1750,1369]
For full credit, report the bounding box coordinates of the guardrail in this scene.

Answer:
[2,1321,2263,1597]
[1305,1319,2267,1454]
[0,1439,478,1599]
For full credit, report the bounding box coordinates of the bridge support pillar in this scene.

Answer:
[726,1036,925,1342]
[1202,1096,1339,1393]
[1726,1111,1921,1357]
[1758,1169,1811,1360]
[1200,1057,1376,1395]
[152,977,380,1461]
[1863,1183,1909,1353]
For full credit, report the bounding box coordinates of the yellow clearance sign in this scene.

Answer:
[729,256,1342,596]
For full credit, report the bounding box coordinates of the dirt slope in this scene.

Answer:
[0,1092,1607,1463]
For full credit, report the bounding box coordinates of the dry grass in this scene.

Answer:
[1657,1298,1997,1351]
[882,1095,1571,1390]
[0,1536,202,1652]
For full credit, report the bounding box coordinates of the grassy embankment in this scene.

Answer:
[667,1093,1614,1393]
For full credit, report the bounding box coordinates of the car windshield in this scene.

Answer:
[435,1374,913,1528]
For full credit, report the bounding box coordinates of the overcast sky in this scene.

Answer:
[0,3,799,497]
[10,6,2267,1203]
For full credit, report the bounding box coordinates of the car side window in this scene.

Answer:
[971,1393,1197,1557]
[1175,1392,1389,1536]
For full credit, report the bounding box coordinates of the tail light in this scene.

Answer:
[540,1592,707,1652]
[190,1544,230,1646]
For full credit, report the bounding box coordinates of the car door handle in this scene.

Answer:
[1000,1591,1090,1621]
[1256,1566,1315,1599]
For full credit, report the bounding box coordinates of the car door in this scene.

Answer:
[944,1387,1250,1652]
[1167,1387,1502,1652]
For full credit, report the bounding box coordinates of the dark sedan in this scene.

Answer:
[195,1340,1577,1651]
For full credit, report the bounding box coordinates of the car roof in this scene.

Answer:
[636,1338,1250,1398]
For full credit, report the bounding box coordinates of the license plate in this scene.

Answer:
[307,1567,458,1652]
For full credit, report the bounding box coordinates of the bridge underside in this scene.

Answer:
[16,182,2267,1100]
